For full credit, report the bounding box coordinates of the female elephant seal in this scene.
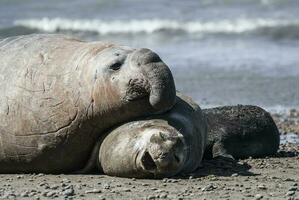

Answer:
[0,34,176,173]
[97,97,279,178]
[98,93,207,178]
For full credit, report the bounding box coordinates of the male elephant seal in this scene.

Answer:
[97,98,279,178]
[203,105,280,160]
[0,34,176,173]
[98,93,207,178]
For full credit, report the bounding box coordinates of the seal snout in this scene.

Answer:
[137,129,187,177]
[130,48,176,112]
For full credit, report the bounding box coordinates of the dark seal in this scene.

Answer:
[203,105,280,160]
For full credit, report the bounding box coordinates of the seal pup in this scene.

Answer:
[203,105,280,160]
[0,34,176,173]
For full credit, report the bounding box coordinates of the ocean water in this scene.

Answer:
[0,0,299,112]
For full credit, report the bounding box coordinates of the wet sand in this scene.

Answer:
[0,111,298,200]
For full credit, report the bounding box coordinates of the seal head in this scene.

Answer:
[99,120,187,178]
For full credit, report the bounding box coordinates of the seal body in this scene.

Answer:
[99,93,207,178]
[0,34,176,173]
[203,105,280,159]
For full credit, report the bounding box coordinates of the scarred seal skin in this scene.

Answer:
[99,93,207,178]
[0,34,176,173]
[203,105,280,159]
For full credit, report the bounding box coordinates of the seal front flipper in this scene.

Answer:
[212,142,235,161]
[73,139,102,174]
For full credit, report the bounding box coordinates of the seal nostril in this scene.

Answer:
[141,151,157,171]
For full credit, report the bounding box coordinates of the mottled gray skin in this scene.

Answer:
[203,105,280,160]
[99,93,207,178]
[0,34,176,173]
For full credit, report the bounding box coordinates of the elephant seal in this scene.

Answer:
[96,100,279,178]
[203,105,280,159]
[98,93,207,178]
[0,34,176,173]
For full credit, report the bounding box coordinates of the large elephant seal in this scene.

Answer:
[203,105,280,159]
[98,93,207,178]
[0,34,176,173]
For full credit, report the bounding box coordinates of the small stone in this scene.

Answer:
[231,173,238,177]
[103,184,110,189]
[20,191,29,197]
[201,184,216,192]
[98,196,106,200]
[288,187,297,191]
[62,188,75,196]
[255,194,263,200]
[50,184,59,190]
[258,184,267,190]
[286,191,295,196]
[85,189,102,194]
[37,173,45,177]
[17,175,24,179]
[147,194,155,199]
[46,191,56,197]
[62,178,71,183]
[284,178,295,182]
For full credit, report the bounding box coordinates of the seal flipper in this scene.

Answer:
[212,142,235,160]
[73,140,102,174]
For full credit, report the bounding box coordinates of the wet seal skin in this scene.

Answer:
[0,34,176,173]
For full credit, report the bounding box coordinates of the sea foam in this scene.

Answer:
[14,17,299,35]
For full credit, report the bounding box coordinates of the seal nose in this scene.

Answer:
[131,48,176,112]
[132,48,162,65]
[141,150,182,175]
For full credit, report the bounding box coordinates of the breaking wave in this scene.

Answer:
[13,17,299,36]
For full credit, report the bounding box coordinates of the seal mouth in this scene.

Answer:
[141,151,157,172]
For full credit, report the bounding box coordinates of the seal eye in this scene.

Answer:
[109,62,122,71]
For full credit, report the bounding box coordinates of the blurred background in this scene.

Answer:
[1,0,298,113]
